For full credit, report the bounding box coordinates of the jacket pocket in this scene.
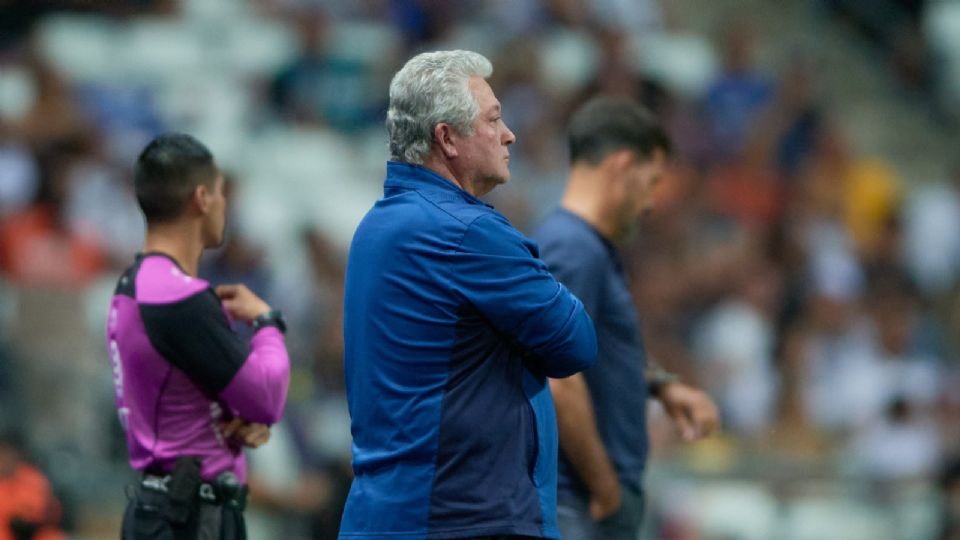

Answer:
[525,400,539,482]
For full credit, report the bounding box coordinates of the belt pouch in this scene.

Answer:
[163,457,201,524]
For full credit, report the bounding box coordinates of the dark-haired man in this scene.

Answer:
[532,97,720,540]
[105,133,290,539]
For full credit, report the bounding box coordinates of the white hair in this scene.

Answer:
[386,50,493,164]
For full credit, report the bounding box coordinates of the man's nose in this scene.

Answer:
[503,124,516,145]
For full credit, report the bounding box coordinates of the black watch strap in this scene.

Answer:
[647,362,679,398]
[252,309,287,334]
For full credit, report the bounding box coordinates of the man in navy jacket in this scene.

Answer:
[535,97,719,540]
[340,50,598,540]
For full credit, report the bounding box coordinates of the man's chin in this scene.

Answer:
[205,232,226,249]
[475,174,509,196]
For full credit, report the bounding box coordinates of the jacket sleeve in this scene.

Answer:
[140,289,290,423]
[450,213,597,377]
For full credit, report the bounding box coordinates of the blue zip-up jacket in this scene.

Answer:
[340,162,597,539]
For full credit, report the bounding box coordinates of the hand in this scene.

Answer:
[657,383,720,442]
[221,418,272,448]
[589,480,622,521]
[215,284,271,324]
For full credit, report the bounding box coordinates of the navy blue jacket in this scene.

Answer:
[340,162,597,539]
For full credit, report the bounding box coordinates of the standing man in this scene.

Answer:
[532,97,720,540]
[106,133,291,539]
[341,50,597,540]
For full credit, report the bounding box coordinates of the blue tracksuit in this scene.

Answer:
[340,161,597,539]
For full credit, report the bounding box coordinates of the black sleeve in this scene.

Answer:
[140,289,249,395]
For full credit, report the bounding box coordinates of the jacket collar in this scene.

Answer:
[384,161,491,208]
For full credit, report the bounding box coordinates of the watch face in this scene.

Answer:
[255,310,286,333]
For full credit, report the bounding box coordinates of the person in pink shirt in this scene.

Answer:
[105,133,290,539]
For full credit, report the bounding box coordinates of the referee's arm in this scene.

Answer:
[140,286,291,424]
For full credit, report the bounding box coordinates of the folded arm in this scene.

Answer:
[452,214,597,376]
[140,285,290,425]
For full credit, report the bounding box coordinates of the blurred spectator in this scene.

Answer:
[302,227,346,393]
[3,45,91,150]
[0,143,38,218]
[850,397,941,480]
[573,28,672,121]
[73,82,163,165]
[766,322,830,458]
[704,22,773,160]
[799,244,871,431]
[270,6,388,130]
[902,165,960,297]
[585,0,663,34]
[802,256,944,439]
[484,0,550,38]
[388,0,460,47]
[270,7,332,125]
[0,435,65,540]
[769,52,825,180]
[246,421,333,539]
[263,228,361,537]
[62,141,144,267]
[0,146,106,288]
[704,135,785,234]
[843,157,902,261]
[693,249,780,437]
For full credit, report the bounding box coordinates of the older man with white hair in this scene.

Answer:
[339,50,598,540]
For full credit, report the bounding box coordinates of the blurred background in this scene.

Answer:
[0,0,959,538]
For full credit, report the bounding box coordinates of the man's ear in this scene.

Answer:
[434,123,459,159]
[602,149,634,176]
[193,184,209,215]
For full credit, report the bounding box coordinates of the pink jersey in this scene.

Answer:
[105,253,290,483]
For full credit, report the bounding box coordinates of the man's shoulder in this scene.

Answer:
[133,254,211,304]
[374,184,495,230]
[421,190,499,228]
[533,210,608,261]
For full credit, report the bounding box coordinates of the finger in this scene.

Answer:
[215,285,238,299]
[695,401,720,438]
[702,404,721,436]
[222,418,245,438]
[670,407,697,442]
[251,431,270,447]
[252,426,271,444]
[693,394,718,428]
[240,426,259,443]
[241,425,263,444]
[234,424,252,439]
[246,429,270,448]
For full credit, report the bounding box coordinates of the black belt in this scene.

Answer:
[141,473,248,510]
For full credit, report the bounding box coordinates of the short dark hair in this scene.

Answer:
[568,96,671,165]
[134,133,217,224]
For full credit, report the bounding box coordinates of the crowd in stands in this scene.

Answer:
[0,0,957,538]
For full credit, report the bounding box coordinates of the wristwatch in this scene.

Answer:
[252,309,287,334]
[647,364,679,398]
